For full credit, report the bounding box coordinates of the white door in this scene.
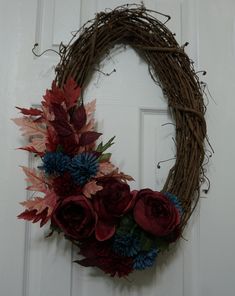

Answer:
[1,0,234,295]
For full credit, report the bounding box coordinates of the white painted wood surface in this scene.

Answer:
[0,0,234,295]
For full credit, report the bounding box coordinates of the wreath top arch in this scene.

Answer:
[14,5,207,277]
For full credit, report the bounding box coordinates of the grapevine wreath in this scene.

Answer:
[14,5,208,277]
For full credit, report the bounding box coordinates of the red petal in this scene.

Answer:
[95,219,115,241]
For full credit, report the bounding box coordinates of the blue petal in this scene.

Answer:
[164,192,183,216]
[112,234,141,257]
[133,248,158,270]
[42,152,70,175]
[68,152,99,185]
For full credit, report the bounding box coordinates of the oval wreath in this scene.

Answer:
[14,5,207,277]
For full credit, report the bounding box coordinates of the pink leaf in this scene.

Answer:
[20,190,57,216]
[13,117,47,138]
[83,181,103,198]
[31,137,46,153]
[79,118,95,133]
[85,100,96,118]
[99,162,115,175]
[21,166,47,193]
[18,146,44,156]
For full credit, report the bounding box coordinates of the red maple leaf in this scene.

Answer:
[63,78,81,109]
[18,190,57,226]
[16,107,43,116]
[42,81,65,107]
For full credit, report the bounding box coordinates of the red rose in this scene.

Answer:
[93,178,135,241]
[52,195,96,240]
[133,189,180,237]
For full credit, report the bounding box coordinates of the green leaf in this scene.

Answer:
[116,214,137,234]
[98,153,112,162]
[154,237,170,252]
[96,136,115,153]
[56,144,64,152]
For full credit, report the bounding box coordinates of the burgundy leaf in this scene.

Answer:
[50,103,67,121]
[51,120,74,137]
[71,105,87,130]
[76,256,133,277]
[16,107,43,116]
[59,135,78,155]
[79,131,102,146]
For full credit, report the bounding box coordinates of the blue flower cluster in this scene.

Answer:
[113,234,141,257]
[41,151,99,185]
[164,192,183,216]
[42,152,70,174]
[133,248,158,270]
[112,230,159,270]
[69,153,99,185]
[111,214,160,271]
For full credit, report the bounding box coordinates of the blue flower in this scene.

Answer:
[69,152,99,185]
[112,234,141,257]
[133,248,158,270]
[41,152,70,175]
[164,192,183,216]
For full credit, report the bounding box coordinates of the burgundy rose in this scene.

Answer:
[133,189,180,237]
[52,195,96,240]
[92,178,135,241]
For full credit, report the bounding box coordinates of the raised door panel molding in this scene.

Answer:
[35,0,81,56]
[23,137,73,296]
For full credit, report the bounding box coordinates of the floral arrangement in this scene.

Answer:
[14,79,183,277]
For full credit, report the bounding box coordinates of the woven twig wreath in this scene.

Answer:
[15,5,207,277]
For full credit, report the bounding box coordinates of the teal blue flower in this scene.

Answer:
[41,152,70,175]
[112,234,141,257]
[133,248,158,270]
[69,152,99,185]
[164,192,183,216]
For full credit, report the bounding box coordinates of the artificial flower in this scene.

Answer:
[52,195,96,240]
[41,151,70,175]
[69,152,99,185]
[133,189,180,236]
[92,178,135,241]
[133,248,158,270]
[77,238,134,277]
[112,233,141,257]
